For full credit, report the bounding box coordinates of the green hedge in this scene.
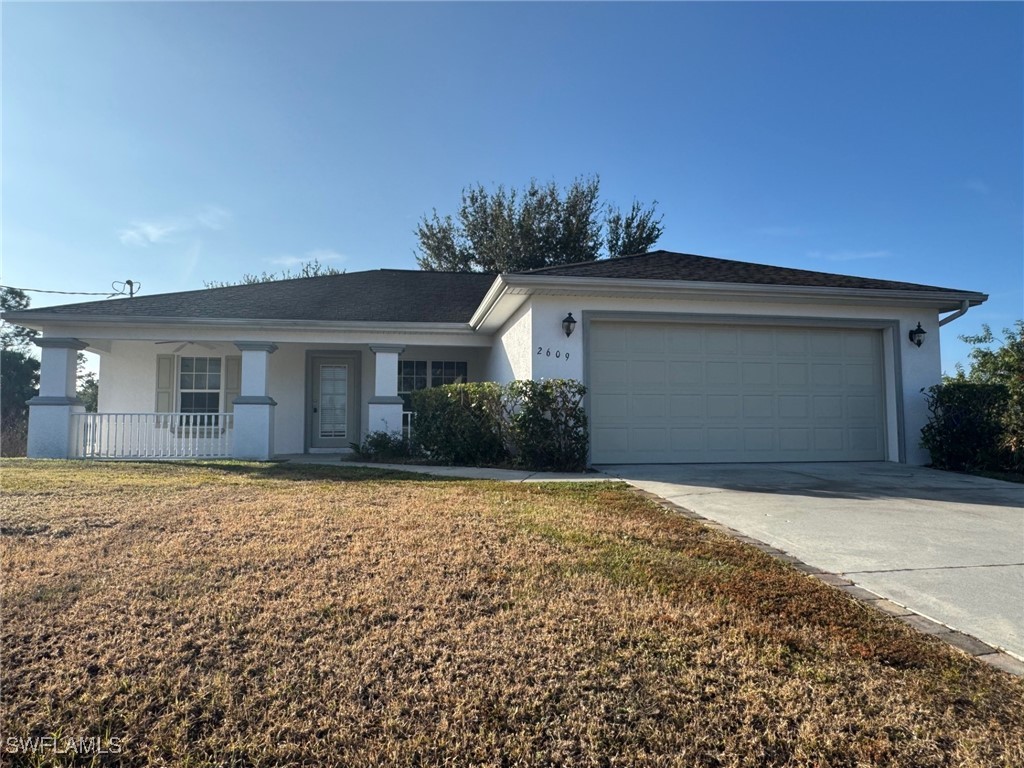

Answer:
[506,380,589,472]
[410,382,507,467]
[409,379,588,471]
[920,381,1009,471]
[938,321,1024,474]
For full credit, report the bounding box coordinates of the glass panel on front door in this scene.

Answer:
[319,364,348,438]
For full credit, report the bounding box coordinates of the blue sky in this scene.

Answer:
[3,1,1021,373]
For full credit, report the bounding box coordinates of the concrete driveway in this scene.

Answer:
[599,462,1024,660]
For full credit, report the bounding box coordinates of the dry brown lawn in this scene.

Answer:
[2,460,1022,767]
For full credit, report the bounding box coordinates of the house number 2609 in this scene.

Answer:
[537,347,569,360]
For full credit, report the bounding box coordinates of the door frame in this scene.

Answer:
[305,351,361,452]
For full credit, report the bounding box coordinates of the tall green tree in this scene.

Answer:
[1,350,39,417]
[1,287,36,350]
[416,176,663,272]
[606,199,666,261]
[1,288,40,455]
[77,353,99,412]
[957,321,1024,468]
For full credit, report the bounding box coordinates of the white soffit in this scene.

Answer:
[471,275,987,334]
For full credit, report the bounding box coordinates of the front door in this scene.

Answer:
[310,356,354,449]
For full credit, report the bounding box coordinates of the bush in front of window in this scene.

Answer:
[411,382,507,467]
[410,379,588,471]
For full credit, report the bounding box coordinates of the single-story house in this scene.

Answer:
[6,250,986,465]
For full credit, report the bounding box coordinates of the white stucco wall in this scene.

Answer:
[485,303,533,381]
[266,344,306,454]
[99,341,241,413]
[523,294,945,465]
[95,339,491,455]
[67,290,948,464]
[97,342,154,413]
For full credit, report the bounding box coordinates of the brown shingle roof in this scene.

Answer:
[520,250,971,293]
[10,270,497,323]
[5,251,983,326]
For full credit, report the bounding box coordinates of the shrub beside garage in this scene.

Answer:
[921,321,1024,475]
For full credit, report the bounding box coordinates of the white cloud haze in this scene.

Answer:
[118,221,178,247]
[118,205,231,247]
[269,249,347,267]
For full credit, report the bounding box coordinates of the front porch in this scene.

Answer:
[29,336,484,460]
[66,411,416,460]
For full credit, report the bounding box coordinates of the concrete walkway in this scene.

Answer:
[600,462,1024,664]
[281,454,605,482]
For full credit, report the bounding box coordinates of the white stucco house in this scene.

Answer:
[6,250,986,465]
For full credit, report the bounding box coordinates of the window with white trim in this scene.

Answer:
[179,356,222,426]
[431,361,468,388]
[398,360,467,410]
[398,360,427,411]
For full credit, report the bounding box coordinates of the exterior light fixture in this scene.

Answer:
[562,312,577,338]
[908,323,927,347]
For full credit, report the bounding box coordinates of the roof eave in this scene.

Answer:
[468,275,516,329]
[496,274,987,311]
[6,274,989,336]
[2,313,477,335]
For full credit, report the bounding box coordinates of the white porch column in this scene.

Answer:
[231,342,278,460]
[27,337,88,458]
[368,344,405,436]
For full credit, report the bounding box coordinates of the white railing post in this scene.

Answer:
[65,413,235,460]
[70,413,82,458]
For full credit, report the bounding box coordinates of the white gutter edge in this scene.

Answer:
[468,275,510,328]
[3,315,477,334]
[938,299,972,327]
[471,274,987,327]
[498,274,988,307]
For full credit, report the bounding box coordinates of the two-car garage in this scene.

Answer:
[588,320,888,464]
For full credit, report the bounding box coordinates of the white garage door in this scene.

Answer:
[589,322,886,464]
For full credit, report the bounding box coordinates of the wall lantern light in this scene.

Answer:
[908,322,927,347]
[562,313,577,338]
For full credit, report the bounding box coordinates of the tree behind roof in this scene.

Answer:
[416,176,663,273]
[204,258,344,288]
[1,287,37,350]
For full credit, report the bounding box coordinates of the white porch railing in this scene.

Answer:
[70,413,234,459]
[402,411,414,440]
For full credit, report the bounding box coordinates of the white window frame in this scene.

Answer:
[398,359,468,410]
[430,360,468,388]
[176,355,224,431]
